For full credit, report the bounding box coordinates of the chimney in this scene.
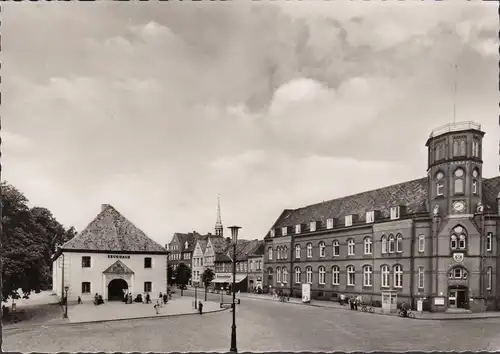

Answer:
[101,204,111,212]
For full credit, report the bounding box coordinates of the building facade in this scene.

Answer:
[52,204,168,302]
[192,239,208,285]
[247,241,265,292]
[263,122,500,312]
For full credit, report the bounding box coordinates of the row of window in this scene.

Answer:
[81,256,153,269]
[80,281,154,294]
[433,139,480,161]
[249,260,263,271]
[434,167,480,197]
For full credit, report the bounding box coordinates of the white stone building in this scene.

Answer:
[52,204,169,302]
[192,239,207,285]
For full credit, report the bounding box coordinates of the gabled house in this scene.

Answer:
[192,238,208,285]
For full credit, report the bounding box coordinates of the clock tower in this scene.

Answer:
[425,121,485,218]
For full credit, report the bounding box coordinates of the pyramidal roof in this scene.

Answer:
[61,204,167,254]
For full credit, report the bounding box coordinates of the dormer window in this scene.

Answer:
[282,227,288,236]
[390,207,400,220]
[184,241,189,249]
[366,211,374,223]
[270,229,275,237]
[295,224,301,234]
[326,218,334,229]
[310,221,316,232]
[345,215,353,227]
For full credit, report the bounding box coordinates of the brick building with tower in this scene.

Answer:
[263,121,500,312]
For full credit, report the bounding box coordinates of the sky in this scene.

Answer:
[2,1,498,246]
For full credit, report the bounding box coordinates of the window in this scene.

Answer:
[418,235,425,253]
[381,235,387,254]
[306,267,313,284]
[295,267,301,284]
[393,265,403,288]
[319,266,326,285]
[144,281,152,293]
[487,267,492,290]
[363,265,372,287]
[144,257,152,268]
[347,266,355,286]
[282,227,288,236]
[453,139,466,156]
[487,232,493,252]
[454,168,465,194]
[347,239,355,256]
[268,247,273,260]
[282,268,288,284]
[295,224,301,234]
[81,282,91,294]
[295,244,301,258]
[268,268,273,276]
[472,140,480,157]
[326,218,334,229]
[277,247,281,260]
[451,235,458,249]
[436,171,444,196]
[381,265,390,288]
[345,215,353,227]
[310,221,317,232]
[270,229,275,237]
[451,226,467,250]
[418,267,424,289]
[81,256,91,268]
[276,267,281,283]
[388,234,395,253]
[449,267,468,280]
[472,180,478,194]
[396,234,403,253]
[306,243,313,258]
[332,240,340,256]
[390,207,400,220]
[319,242,326,257]
[332,266,340,285]
[364,237,372,255]
[366,211,374,223]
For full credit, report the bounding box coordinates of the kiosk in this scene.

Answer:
[381,290,399,313]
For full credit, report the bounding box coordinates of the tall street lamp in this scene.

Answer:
[194,283,198,309]
[63,286,69,318]
[228,225,241,353]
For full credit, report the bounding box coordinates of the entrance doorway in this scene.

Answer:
[108,278,128,301]
[448,287,468,309]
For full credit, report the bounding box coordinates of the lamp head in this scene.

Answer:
[228,226,241,244]
[64,286,69,292]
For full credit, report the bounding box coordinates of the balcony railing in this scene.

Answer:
[429,121,481,138]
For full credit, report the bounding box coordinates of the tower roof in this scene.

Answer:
[426,121,484,145]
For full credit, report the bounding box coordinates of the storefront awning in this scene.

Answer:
[212,274,247,283]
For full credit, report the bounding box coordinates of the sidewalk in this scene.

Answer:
[238,292,500,320]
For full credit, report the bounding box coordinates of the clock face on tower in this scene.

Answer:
[452,201,466,213]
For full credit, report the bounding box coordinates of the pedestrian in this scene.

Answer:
[163,293,168,304]
[77,296,82,304]
[154,302,159,314]
[198,301,203,315]
[349,297,354,310]
[354,297,358,311]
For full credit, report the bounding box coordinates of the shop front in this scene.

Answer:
[212,273,248,293]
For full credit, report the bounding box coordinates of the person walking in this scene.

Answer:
[198,301,203,315]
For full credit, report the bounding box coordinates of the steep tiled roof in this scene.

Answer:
[270,178,428,232]
[198,239,208,253]
[62,204,167,253]
[483,176,500,213]
[248,240,265,257]
[171,232,211,252]
[210,236,229,254]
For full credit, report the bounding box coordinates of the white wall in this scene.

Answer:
[54,252,167,302]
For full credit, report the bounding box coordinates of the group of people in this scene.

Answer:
[272,288,289,302]
[122,290,172,305]
[93,293,104,305]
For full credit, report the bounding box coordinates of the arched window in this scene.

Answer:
[306,266,313,284]
[277,247,281,260]
[276,267,281,283]
[418,267,425,289]
[388,234,395,253]
[487,267,492,290]
[363,265,372,287]
[295,244,301,259]
[454,168,465,194]
[472,169,479,195]
[364,237,372,255]
[306,243,313,258]
[448,266,468,280]
[282,268,288,284]
[381,265,390,288]
[294,267,301,284]
[450,225,467,250]
[393,265,403,288]
[347,239,355,256]
[332,240,340,256]
[283,246,288,260]
[319,242,326,257]
[268,247,273,260]
[436,171,444,196]
[332,266,340,285]
[418,234,425,253]
[318,266,326,284]
[396,234,403,253]
[381,235,387,254]
[268,267,273,276]
[347,265,355,286]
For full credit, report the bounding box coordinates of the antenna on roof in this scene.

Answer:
[452,63,459,124]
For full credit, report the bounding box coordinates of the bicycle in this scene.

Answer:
[398,309,415,318]
[361,304,375,313]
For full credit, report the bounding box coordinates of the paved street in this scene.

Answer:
[4,290,500,352]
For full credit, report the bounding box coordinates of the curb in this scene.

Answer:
[241,294,500,321]
[3,305,228,331]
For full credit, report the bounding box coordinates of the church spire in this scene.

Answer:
[215,195,223,237]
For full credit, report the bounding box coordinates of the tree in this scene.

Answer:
[167,264,175,286]
[201,268,215,301]
[174,263,191,296]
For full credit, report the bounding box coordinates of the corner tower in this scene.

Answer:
[425,121,485,218]
[215,195,223,237]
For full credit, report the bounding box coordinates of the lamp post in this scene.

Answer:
[228,225,241,353]
[63,286,69,318]
[195,283,198,309]
[221,286,224,304]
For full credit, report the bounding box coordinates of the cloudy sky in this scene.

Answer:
[2,1,498,245]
